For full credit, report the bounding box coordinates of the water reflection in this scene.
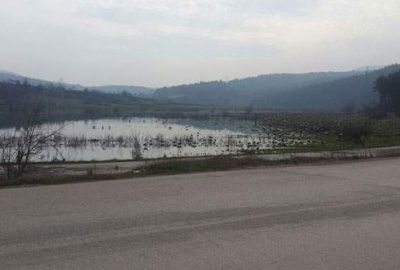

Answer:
[1,117,306,161]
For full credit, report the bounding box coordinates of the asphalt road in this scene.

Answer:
[1,158,400,269]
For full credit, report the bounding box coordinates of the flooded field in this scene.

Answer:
[0,117,309,162]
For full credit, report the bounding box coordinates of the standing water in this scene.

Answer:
[0,117,305,162]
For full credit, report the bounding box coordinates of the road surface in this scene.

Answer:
[1,158,400,269]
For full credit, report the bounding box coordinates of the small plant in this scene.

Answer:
[87,168,93,176]
[131,137,142,160]
[337,118,373,146]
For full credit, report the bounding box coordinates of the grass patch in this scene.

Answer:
[261,113,400,152]
[136,156,268,176]
[0,170,137,188]
[0,155,372,188]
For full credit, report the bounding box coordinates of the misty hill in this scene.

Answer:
[91,85,155,96]
[0,70,84,90]
[261,65,400,110]
[0,71,154,96]
[0,81,181,127]
[155,65,400,110]
[155,71,359,105]
[3,64,400,112]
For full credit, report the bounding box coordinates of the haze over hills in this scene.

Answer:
[0,70,85,91]
[90,85,155,96]
[155,71,362,105]
[2,64,399,111]
[0,71,155,96]
[0,80,199,128]
[154,64,400,111]
[261,65,400,110]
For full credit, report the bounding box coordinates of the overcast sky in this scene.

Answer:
[1,0,399,87]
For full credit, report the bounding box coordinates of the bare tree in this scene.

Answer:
[0,102,62,180]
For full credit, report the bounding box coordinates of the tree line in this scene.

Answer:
[374,70,400,115]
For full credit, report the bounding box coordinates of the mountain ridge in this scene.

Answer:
[154,64,400,110]
[0,71,155,96]
[2,64,399,111]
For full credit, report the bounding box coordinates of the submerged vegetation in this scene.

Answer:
[260,113,400,152]
[1,116,312,162]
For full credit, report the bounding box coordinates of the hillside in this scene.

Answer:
[256,65,400,110]
[3,64,400,112]
[0,81,194,127]
[91,85,155,96]
[0,71,154,96]
[0,71,84,90]
[155,65,400,110]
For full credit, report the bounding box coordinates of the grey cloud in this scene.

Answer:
[0,0,399,87]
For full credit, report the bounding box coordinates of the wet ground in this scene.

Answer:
[0,117,307,161]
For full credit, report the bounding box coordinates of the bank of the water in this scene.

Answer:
[1,145,400,188]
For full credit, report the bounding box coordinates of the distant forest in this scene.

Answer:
[1,64,400,128]
[155,65,400,111]
[374,70,400,115]
[0,81,194,127]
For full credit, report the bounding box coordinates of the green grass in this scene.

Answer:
[1,156,265,187]
[136,156,268,176]
[260,113,400,153]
